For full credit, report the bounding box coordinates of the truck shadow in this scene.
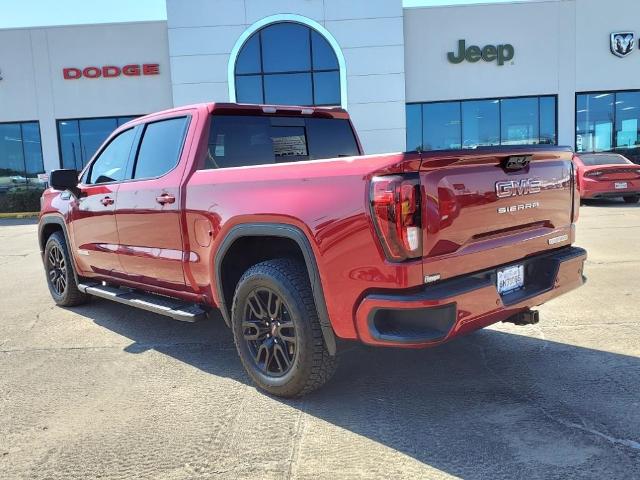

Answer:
[72,299,640,478]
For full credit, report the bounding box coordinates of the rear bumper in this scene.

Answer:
[582,189,640,199]
[580,179,640,199]
[354,246,587,348]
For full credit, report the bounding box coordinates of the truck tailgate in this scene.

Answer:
[419,149,575,281]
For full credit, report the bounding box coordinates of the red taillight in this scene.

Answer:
[370,175,422,261]
[584,170,603,178]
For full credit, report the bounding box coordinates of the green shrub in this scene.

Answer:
[0,188,44,213]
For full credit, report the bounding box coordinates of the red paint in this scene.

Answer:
[62,64,160,79]
[40,103,586,347]
[122,64,141,76]
[62,68,81,79]
[102,66,121,78]
[142,63,159,75]
[573,153,640,199]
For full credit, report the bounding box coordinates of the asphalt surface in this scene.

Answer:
[1,201,639,479]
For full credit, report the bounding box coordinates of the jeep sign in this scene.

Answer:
[447,39,514,65]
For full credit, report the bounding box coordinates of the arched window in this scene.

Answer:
[234,22,341,107]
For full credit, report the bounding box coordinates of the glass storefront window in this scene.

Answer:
[234,22,341,106]
[0,121,44,212]
[501,97,538,146]
[576,93,614,153]
[462,100,500,148]
[57,115,138,170]
[0,124,25,179]
[424,102,461,150]
[405,104,422,152]
[539,96,557,145]
[0,121,44,183]
[615,92,640,151]
[406,96,557,152]
[576,90,640,163]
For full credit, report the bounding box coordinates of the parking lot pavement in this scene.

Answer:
[0,201,639,480]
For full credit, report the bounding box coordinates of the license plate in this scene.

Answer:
[615,182,628,189]
[497,264,524,294]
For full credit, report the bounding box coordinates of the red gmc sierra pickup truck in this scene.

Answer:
[39,103,586,397]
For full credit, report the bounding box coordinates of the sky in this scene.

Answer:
[0,0,522,29]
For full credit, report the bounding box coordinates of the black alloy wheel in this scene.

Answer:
[43,231,89,306]
[231,258,338,397]
[47,244,67,296]
[243,287,297,376]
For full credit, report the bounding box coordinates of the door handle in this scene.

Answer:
[156,193,176,205]
[101,196,114,206]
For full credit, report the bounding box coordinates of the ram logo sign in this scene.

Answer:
[495,179,542,199]
[610,32,634,58]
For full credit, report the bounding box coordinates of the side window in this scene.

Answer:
[133,117,189,179]
[205,116,274,169]
[88,128,136,184]
[305,118,359,159]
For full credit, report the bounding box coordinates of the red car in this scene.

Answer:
[38,103,586,397]
[574,152,640,203]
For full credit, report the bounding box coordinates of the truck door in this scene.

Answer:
[71,127,137,276]
[114,115,193,290]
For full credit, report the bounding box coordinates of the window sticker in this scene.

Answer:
[214,134,225,157]
[272,135,308,157]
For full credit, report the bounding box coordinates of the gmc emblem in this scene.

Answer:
[495,178,542,198]
[63,64,160,80]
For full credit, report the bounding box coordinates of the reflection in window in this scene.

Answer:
[57,115,138,170]
[0,121,44,193]
[501,97,538,146]
[88,128,136,184]
[424,102,462,150]
[462,100,500,148]
[576,93,614,152]
[264,73,313,105]
[406,96,557,151]
[234,22,340,106]
[405,104,422,152]
[539,96,557,144]
[203,115,358,169]
[615,92,640,150]
[576,90,640,164]
[134,117,189,179]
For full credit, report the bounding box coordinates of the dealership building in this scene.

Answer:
[2,0,640,194]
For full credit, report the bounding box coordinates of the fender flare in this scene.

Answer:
[214,223,337,356]
[38,214,82,285]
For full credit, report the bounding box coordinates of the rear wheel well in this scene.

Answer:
[219,236,305,318]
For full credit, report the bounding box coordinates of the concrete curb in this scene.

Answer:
[0,212,39,219]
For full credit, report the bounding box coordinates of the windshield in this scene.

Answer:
[579,153,631,166]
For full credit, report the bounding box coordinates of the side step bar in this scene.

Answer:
[78,282,206,322]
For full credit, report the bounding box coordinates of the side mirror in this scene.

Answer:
[50,169,79,192]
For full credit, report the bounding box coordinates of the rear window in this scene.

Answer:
[579,153,630,166]
[202,115,359,169]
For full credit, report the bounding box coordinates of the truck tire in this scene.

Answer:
[623,195,639,204]
[231,258,338,397]
[43,231,89,307]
